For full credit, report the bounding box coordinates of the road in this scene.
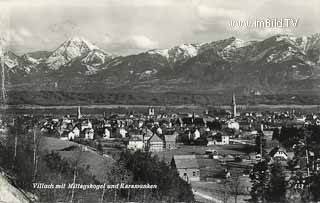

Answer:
[193,189,222,203]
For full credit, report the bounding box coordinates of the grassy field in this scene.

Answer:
[40,137,114,182]
[192,180,251,203]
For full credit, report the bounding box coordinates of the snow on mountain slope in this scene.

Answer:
[81,49,114,67]
[147,43,200,62]
[147,49,170,59]
[217,38,253,62]
[3,51,19,69]
[298,33,320,64]
[46,36,105,70]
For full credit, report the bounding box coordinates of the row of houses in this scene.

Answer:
[127,132,177,152]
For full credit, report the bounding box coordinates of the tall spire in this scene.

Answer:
[77,106,82,119]
[232,92,237,118]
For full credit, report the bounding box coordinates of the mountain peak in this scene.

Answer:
[46,36,103,70]
[65,36,98,50]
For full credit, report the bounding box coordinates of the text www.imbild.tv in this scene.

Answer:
[229,18,299,29]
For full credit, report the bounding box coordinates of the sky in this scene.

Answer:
[0,0,319,55]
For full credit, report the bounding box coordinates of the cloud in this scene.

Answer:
[4,0,320,55]
[128,35,158,49]
[103,34,113,45]
[252,28,293,39]
[4,28,33,46]
[8,29,25,45]
[1,0,178,8]
[18,27,32,37]
[197,5,245,19]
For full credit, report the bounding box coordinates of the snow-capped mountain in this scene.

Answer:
[4,33,320,97]
[3,51,19,69]
[46,36,113,70]
[81,49,114,67]
[147,43,201,63]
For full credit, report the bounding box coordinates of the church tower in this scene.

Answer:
[77,106,82,119]
[148,106,155,116]
[232,93,237,118]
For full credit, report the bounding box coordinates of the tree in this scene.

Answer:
[309,172,320,202]
[272,128,280,140]
[218,179,230,203]
[266,161,287,203]
[250,161,270,203]
[228,176,244,203]
[118,150,194,202]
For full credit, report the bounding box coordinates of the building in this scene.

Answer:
[118,127,127,138]
[193,129,201,140]
[171,155,200,182]
[81,119,92,131]
[127,136,144,151]
[269,146,292,161]
[72,126,80,138]
[207,133,230,145]
[226,120,240,131]
[148,107,155,116]
[84,128,94,140]
[156,127,163,135]
[68,131,75,140]
[232,92,237,118]
[221,134,230,145]
[77,106,82,119]
[102,128,111,139]
[147,134,164,152]
[164,134,177,150]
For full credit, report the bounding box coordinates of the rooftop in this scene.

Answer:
[173,155,199,169]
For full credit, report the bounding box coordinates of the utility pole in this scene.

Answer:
[304,130,310,202]
[260,134,263,160]
[33,126,38,182]
[0,11,9,109]
[70,166,77,203]
[13,131,17,166]
[0,38,6,107]
[12,118,18,169]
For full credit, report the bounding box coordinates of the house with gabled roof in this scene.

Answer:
[269,146,294,161]
[164,134,177,150]
[127,136,144,151]
[171,155,200,182]
[147,134,164,152]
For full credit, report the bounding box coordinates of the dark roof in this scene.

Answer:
[269,146,287,157]
[164,128,177,135]
[182,117,194,125]
[149,134,163,142]
[143,128,153,137]
[130,134,143,141]
[194,118,205,125]
[173,155,199,169]
[129,136,143,141]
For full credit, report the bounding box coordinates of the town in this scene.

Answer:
[1,94,320,203]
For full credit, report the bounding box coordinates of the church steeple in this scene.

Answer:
[232,92,237,118]
[77,106,82,119]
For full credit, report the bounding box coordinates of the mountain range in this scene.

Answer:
[3,34,320,105]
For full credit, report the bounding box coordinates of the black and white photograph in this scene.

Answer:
[0,0,320,202]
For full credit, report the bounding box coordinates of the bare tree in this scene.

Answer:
[218,179,230,203]
[228,176,243,203]
[69,147,83,203]
[217,176,245,203]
